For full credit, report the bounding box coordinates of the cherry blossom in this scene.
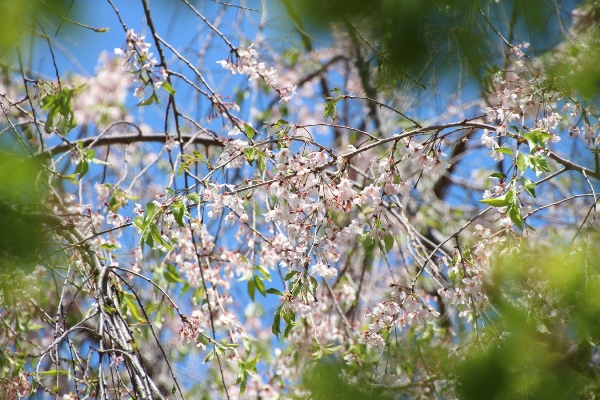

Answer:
[3,2,600,399]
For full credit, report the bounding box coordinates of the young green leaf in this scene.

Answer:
[161,81,176,96]
[516,153,529,174]
[256,265,271,280]
[272,309,281,338]
[384,234,394,253]
[324,99,339,122]
[266,288,283,296]
[186,192,201,205]
[530,155,551,176]
[254,275,266,297]
[508,204,523,230]
[523,129,551,149]
[244,123,255,140]
[284,270,298,281]
[489,172,506,179]
[479,194,509,207]
[247,278,256,301]
[522,178,536,198]
[171,202,186,227]
[203,349,216,363]
[75,159,89,178]
[164,263,185,284]
[150,223,173,251]
[496,147,514,156]
[257,155,266,173]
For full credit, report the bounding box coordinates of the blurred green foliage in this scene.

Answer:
[457,244,600,399]
[0,150,47,299]
[303,358,393,399]
[304,243,600,399]
[545,30,600,100]
[0,0,78,53]
[289,0,598,95]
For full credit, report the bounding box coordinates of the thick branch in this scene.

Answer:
[43,132,222,157]
[547,150,600,180]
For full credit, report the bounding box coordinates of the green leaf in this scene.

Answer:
[516,152,528,175]
[522,178,536,198]
[163,263,184,283]
[384,234,394,253]
[244,148,256,165]
[496,147,514,156]
[256,265,270,279]
[311,348,324,359]
[238,366,248,395]
[91,158,110,166]
[321,344,343,354]
[266,288,283,296]
[143,229,154,248]
[62,173,79,184]
[123,295,144,322]
[99,243,119,250]
[144,202,158,227]
[523,129,552,149]
[327,87,341,96]
[181,283,191,296]
[323,88,341,122]
[489,172,506,179]
[483,64,502,93]
[177,163,187,177]
[377,240,385,254]
[203,349,216,363]
[186,192,200,204]
[171,202,186,227]
[137,93,157,106]
[257,155,266,173]
[37,369,68,376]
[479,194,509,207]
[246,355,260,370]
[506,186,516,204]
[244,124,255,140]
[74,159,89,178]
[41,87,76,133]
[309,276,318,296]
[150,223,173,251]
[256,265,271,281]
[284,270,298,281]
[324,99,338,122]
[508,204,523,230]
[358,233,375,251]
[283,310,295,337]
[530,155,551,176]
[247,278,256,301]
[44,115,54,133]
[161,81,176,96]
[272,309,281,338]
[254,275,266,297]
[134,215,144,230]
[291,280,302,297]
[219,340,239,349]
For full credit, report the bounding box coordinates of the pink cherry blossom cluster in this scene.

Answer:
[359,293,440,350]
[481,42,594,146]
[9,0,600,397]
[114,29,167,100]
[69,52,132,127]
[218,45,296,102]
